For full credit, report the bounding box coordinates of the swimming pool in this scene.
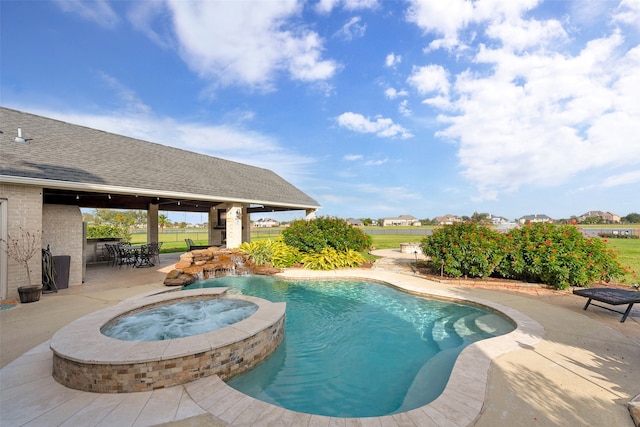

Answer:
[184,275,515,418]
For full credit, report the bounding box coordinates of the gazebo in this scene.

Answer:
[0,107,320,300]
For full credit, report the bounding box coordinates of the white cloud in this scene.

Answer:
[384,87,408,99]
[165,0,338,90]
[127,1,174,49]
[613,0,640,30]
[434,32,640,199]
[399,100,412,116]
[385,52,402,67]
[98,72,151,114]
[601,170,640,188]
[344,154,364,161]
[405,0,543,51]
[407,65,450,95]
[337,112,413,138]
[54,0,119,28]
[316,0,379,14]
[334,16,367,40]
[364,158,388,166]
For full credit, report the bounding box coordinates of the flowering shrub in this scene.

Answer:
[421,222,626,289]
[498,223,625,289]
[421,223,505,279]
[282,216,372,253]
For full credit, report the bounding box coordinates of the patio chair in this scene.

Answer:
[147,242,162,265]
[116,244,136,267]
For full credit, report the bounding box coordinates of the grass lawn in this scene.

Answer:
[605,238,640,286]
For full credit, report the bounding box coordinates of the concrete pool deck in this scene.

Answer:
[1,251,639,426]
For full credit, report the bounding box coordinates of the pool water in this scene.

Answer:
[101,298,258,341]
[184,276,515,418]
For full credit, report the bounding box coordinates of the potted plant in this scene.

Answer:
[1,227,42,303]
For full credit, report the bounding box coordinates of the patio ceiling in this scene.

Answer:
[43,188,298,214]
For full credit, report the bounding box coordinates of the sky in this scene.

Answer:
[1,0,639,224]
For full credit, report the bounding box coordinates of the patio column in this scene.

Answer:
[305,209,317,220]
[242,206,251,243]
[208,207,216,245]
[147,203,158,244]
[226,203,243,248]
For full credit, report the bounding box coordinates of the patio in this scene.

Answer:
[0,252,638,426]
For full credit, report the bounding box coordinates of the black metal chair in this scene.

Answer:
[147,242,162,265]
[116,244,136,267]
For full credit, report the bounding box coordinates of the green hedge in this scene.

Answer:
[421,222,625,289]
[282,216,372,253]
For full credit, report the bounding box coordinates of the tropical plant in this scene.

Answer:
[301,247,367,270]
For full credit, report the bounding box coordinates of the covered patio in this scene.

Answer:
[1,107,320,301]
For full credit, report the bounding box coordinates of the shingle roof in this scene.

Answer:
[0,107,320,211]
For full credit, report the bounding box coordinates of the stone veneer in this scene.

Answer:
[50,288,285,393]
[164,248,280,287]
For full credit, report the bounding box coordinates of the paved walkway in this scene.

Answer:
[1,251,638,426]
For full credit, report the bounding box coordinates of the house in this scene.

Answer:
[433,214,462,225]
[382,215,421,226]
[346,218,363,226]
[489,215,510,224]
[253,218,280,228]
[518,214,553,224]
[578,211,621,223]
[0,107,320,301]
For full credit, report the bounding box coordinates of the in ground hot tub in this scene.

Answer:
[50,288,285,393]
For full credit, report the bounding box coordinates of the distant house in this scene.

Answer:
[433,214,462,225]
[346,218,363,226]
[382,215,421,226]
[518,214,553,224]
[253,218,280,228]
[489,215,510,224]
[578,211,621,223]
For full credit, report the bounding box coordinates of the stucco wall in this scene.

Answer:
[42,204,83,287]
[0,184,43,300]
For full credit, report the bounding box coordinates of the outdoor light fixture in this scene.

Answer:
[108,194,112,200]
[76,195,80,200]
[177,201,181,206]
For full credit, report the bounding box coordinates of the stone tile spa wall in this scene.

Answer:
[51,289,286,393]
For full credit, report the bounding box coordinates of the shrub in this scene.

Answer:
[86,225,131,243]
[498,223,625,289]
[301,247,367,270]
[282,216,372,253]
[421,222,505,279]
[238,238,303,268]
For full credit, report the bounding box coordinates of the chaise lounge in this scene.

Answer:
[573,287,640,322]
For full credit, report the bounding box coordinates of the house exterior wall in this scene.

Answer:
[42,204,83,287]
[0,183,43,300]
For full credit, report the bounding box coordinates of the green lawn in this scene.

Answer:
[605,238,640,285]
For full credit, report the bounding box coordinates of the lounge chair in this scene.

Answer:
[185,238,210,251]
[573,288,640,322]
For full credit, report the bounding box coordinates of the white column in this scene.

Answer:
[305,209,317,220]
[225,203,243,248]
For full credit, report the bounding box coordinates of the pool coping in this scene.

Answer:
[183,269,544,426]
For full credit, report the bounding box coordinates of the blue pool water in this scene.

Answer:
[184,276,514,418]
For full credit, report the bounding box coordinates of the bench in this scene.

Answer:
[573,288,640,322]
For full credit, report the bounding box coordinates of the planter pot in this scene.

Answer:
[18,285,42,304]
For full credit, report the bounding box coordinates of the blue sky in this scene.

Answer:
[2,0,639,224]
